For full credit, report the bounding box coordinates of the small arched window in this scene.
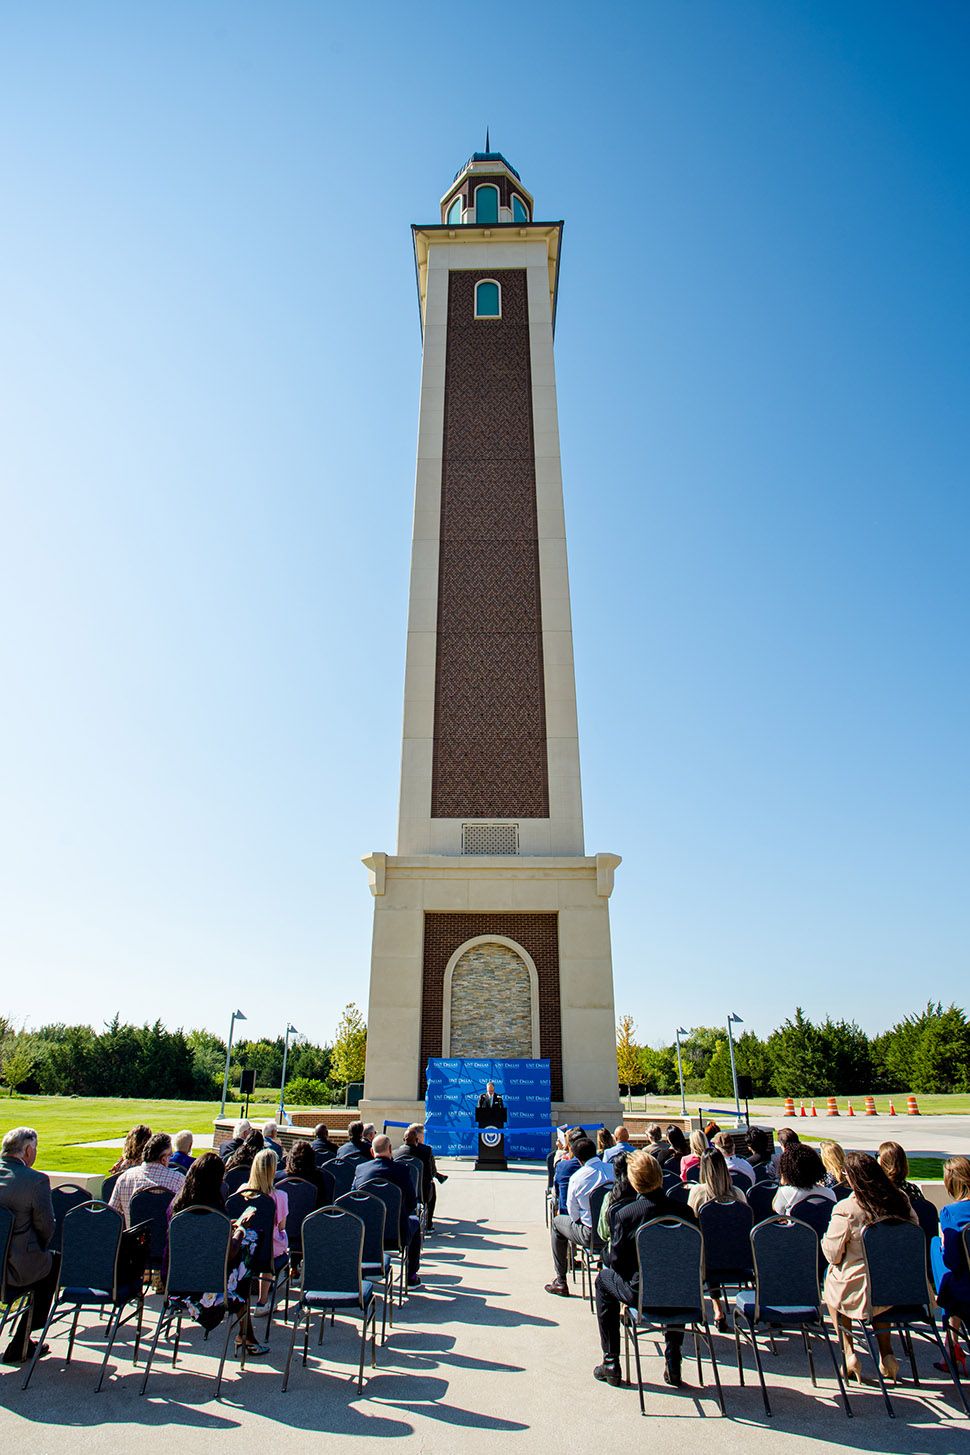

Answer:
[474,279,501,319]
[511,194,530,223]
[474,184,499,224]
[446,195,462,225]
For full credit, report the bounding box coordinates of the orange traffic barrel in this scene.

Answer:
[907,1094,920,1115]
[864,1096,877,1116]
[826,1096,839,1116]
[783,1096,795,1117]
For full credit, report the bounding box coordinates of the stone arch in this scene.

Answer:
[442,934,540,1059]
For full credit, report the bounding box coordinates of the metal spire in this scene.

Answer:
[485,125,490,152]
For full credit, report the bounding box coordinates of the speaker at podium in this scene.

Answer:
[475,1088,508,1171]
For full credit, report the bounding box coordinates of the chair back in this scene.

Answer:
[588,1183,612,1253]
[101,1173,120,1203]
[635,1217,704,1319]
[698,1199,754,1281]
[791,1194,835,1264]
[365,1178,404,1251]
[330,1160,356,1199]
[661,1171,681,1195]
[751,1161,771,1184]
[833,1182,851,1202]
[911,1194,939,1244]
[750,1216,820,1318]
[277,1177,317,1252]
[314,1148,336,1167]
[862,1219,929,1314]
[226,1190,276,1272]
[545,1151,556,1188]
[315,1165,336,1206]
[167,1207,231,1298]
[666,1180,690,1207]
[301,1207,365,1304]
[729,1170,752,1192]
[129,1184,175,1267]
[337,1191,386,1267]
[405,1158,422,1200]
[685,1163,701,1184]
[222,1164,250,1196]
[51,1183,94,1252]
[746,1180,779,1225]
[0,1205,15,1299]
[59,1202,123,1298]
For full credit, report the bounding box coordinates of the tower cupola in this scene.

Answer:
[440,140,534,226]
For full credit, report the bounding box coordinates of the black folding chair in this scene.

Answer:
[791,1194,836,1275]
[281,1207,379,1393]
[699,1199,754,1325]
[0,1206,34,1355]
[101,1173,120,1203]
[330,1160,356,1199]
[363,1178,408,1307]
[746,1180,779,1226]
[338,1191,392,1341]
[911,1194,940,1282]
[685,1163,701,1184]
[50,1184,93,1253]
[22,1202,145,1392]
[860,1218,969,1417]
[733,1215,851,1418]
[578,1184,611,1313]
[276,1176,317,1313]
[222,1165,250,1197]
[139,1206,246,1398]
[666,1181,690,1208]
[226,1190,289,1340]
[622,1217,726,1414]
[129,1185,175,1280]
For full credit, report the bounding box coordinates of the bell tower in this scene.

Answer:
[361,146,622,1126]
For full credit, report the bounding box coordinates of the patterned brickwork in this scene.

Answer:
[431,268,549,818]
[444,170,524,218]
[421,912,563,1099]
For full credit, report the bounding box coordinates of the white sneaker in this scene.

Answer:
[252,1303,273,1317]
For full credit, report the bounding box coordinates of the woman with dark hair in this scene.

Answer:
[747,1127,775,1176]
[282,1140,334,1207]
[597,1128,616,1158]
[597,1152,635,1246]
[107,1124,151,1177]
[772,1144,834,1216]
[666,1126,689,1176]
[877,1141,921,1204]
[823,1150,918,1383]
[224,1128,264,1174]
[170,1150,226,1217]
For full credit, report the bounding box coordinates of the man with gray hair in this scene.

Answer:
[218,1118,251,1163]
[262,1121,283,1158]
[0,1127,56,1364]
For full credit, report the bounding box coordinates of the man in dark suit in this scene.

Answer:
[335,1120,372,1168]
[0,1126,57,1364]
[393,1124,447,1231]
[353,1134,422,1285]
[477,1082,504,1117]
[309,1123,339,1163]
[218,1118,251,1163]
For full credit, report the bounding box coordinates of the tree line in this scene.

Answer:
[0,1004,367,1103]
[617,1002,970,1099]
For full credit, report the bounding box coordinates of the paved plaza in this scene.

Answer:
[1,1161,966,1453]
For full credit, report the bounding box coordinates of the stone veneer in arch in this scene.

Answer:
[448,941,533,1059]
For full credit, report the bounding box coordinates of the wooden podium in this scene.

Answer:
[474,1104,508,1172]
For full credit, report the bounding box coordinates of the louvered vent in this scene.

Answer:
[462,822,520,856]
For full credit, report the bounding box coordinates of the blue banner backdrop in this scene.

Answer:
[424,1058,552,1160]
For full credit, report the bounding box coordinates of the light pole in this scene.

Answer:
[219,1009,247,1118]
[278,1023,299,1121]
[675,1026,689,1116]
[726,1013,743,1119]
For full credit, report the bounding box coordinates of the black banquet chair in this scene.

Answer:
[790,1194,836,1275]
[50,1183,94,1252]
[100,1173,120,1204]
[0,1207,33,1354]
[363,1178,407,1307]
[129,1184,175,1281]
[139,1206,247,1399]
[281,1206,379,1393]
[222,1165,250,1197]
[276,1176,317,1313]
[859,1218,969,1418]
[330,1159,356,1199]
[226,1190,289,1339]
[699,1199,754,1325]
[746,1180,779,1226]
[22,1202,145,1392]
[733,1215,851,1418]
[622,1217,726,1415]
[577,1183,611,1312]
[337,1190,392,1341]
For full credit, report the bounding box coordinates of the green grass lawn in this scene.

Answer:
[0,1095,282,1173]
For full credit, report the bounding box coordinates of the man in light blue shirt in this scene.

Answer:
[545,1138,613,1296]
[603,1126,635,1164]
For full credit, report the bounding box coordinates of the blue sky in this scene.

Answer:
[1,3,967,1051]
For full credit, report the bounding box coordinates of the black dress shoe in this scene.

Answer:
[593,1360,622,1386]
[663,1351,683,1387]
[1,1340,48,1366]
[544,1278,570,1297]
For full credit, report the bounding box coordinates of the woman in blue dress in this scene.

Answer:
[930,1156,970,1375]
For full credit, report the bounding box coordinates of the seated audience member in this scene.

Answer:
[107,1123,152,1177]
[602,1126,635,1163]
[336,1121,372,1168]
[598,1153,636,1248]
[553,1131,581,1213]
[679,1128,708,1182]
[597,1129,616,1159]
[309,1123,339,1162]
[688,1147,749,1214]
[218,1119,252,1163]
[713,1131,755,1187]
[747,1127,776,1177]
[238,1150,287,1313]
[353,1134,422,1286]
[281,1140,335,1207]
[262,1121,284,1159]
[110,1132,184,1225]
[665,1125,690,1176]
[0,1127,57,1365]
[593,1148,695,1388]
[704,1120,721,1141]
[362,1123,378,1147]
[819,1139,848,1193]
[772,1144,835,1217]
[170,1130,195,1172]
[545,1137,613,1297]
[224,1129,265,1175]
[168,1151,267,1355]
[930,1156,970,1374]
[393,1124,447,1231]
[823,1150,917,1384]
[771,1126,799,1177]
[645,1124,672,1166]
[877,1141,922,1203]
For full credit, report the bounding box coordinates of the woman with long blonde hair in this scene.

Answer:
[240,1149,289,1313]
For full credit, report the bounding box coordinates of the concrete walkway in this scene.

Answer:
[1,1163,965,1452]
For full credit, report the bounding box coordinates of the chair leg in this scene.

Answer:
[747,1318,773,1417]
[927,1317,970,1415]
[630,1327,645,1416]
[623,1307,630,1387]
[138,1305,171,1396]
[801,1326,817,1386]
[818,1320,853,1417]
[700,1321,726,1414]
[303,1309,311,1366]
[281,1304,304,1391]
[901,1324,919,1384]
[381,1278,389,1345]
[216,1306,243,1400]
[371,1303,378,1368]
[21,1297,61,1391]
[132,1296,144,1366]
[357,1313,366,1391]
[694,1325,703,1383]
[95,1306,123,1392]
[861,1324,895,1417]
[732,1310,745,1385]
[66,1306,81,1364]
